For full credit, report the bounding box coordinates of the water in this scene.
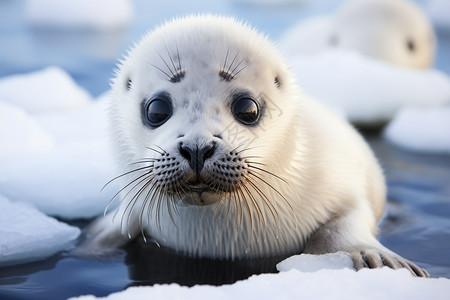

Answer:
[0,0,449,299]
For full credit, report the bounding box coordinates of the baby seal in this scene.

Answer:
[280,0,435,69]
[86,15,428,277]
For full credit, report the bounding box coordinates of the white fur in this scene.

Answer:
[280,0,435,69]
[84,15,427,276]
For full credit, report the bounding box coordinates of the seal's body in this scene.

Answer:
[280,0,435,69]
[87,15,428,277]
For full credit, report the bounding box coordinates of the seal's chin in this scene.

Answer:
[181,184,222,206]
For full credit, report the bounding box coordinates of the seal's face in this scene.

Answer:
[109,16,300,212]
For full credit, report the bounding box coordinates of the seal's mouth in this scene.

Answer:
[181,183,222,206]
[185,183,210,194]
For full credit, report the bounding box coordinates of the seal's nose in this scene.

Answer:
[179,142,216,173]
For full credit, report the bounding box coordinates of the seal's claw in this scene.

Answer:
[349,248,429,277]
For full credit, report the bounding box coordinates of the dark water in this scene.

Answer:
[1,0,449,299]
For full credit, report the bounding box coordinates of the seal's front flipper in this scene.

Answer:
[73,211,137,259]
[303,212,429,277]
[347,247,429,277]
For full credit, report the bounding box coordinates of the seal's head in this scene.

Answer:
[333,0,435,68]
[109,16,300,215]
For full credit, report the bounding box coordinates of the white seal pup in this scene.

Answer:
[85,15,428,277]
[280,0,436,69]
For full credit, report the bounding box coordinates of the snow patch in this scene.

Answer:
[289,50,450,124]
[0,102,55,157]
[0,66,91,114]
[0,195,80,267]
[384,106,450,153]
[70,254,450,300]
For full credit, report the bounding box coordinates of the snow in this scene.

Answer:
[289,49,450,124]
[0,140,118,219]
[0,66,91,114]
[0,195,80,267]
[70,253,450,300]
[384,106,450,153]
[24,0,133,31]
[0,101,55,156]
[0,67,118,220]
[426,0,450,30]
[277,252,353,272]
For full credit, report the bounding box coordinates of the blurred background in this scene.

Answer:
[1,0,449,97]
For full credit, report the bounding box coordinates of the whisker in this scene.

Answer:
[247,170,295,216]
[248,165,288,184]
[105,169,153,216]
[222,46,230,74]
[102,165,152,192]
[157,53,176,78]
[241,181,265,228]
[150,63,172,80]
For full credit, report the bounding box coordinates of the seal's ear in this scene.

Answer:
[274,76,281,89]
[126,78,132,91]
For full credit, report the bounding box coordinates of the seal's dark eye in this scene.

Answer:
[142,93,172,127]
[407,39,415,52]
[232,96,260,125]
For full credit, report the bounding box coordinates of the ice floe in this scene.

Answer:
[0,67,118,220]
[289,50,450,125]
[384,106,450,154]
[70,252,450,300]
[0,195,80,267]
[0,66,91,114]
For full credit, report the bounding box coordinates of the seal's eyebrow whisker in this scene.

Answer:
[219,47,246,81]
[150,45,185,83]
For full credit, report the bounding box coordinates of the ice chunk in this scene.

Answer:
[25,0,133,31]
[36,94,110,144]
[276,252,353,272]
[384,106,450,153]
[0,140,119,220]
[0,67,91,114]
[289,50,450,124]
[70,263,450,300]
[0,195,80,267]
[0,102,55,157]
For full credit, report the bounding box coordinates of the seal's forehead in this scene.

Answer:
[130,16,281,80]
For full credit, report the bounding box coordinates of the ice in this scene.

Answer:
[276,252,353,272]
[0,68,118,220]
[0,66,91,114]
[288,50,450,124]
[426,0,450,30]
[36,94,111,144]
[384,106,450,153]
[0,195,80,267]
[0,140,118,219]
[24,0,133,31]
[70,253,450,300]
[0,102,55,157]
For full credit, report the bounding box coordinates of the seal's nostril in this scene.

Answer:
[202,142,216,161]
[179,143,192,162]
[179,142,216,173]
